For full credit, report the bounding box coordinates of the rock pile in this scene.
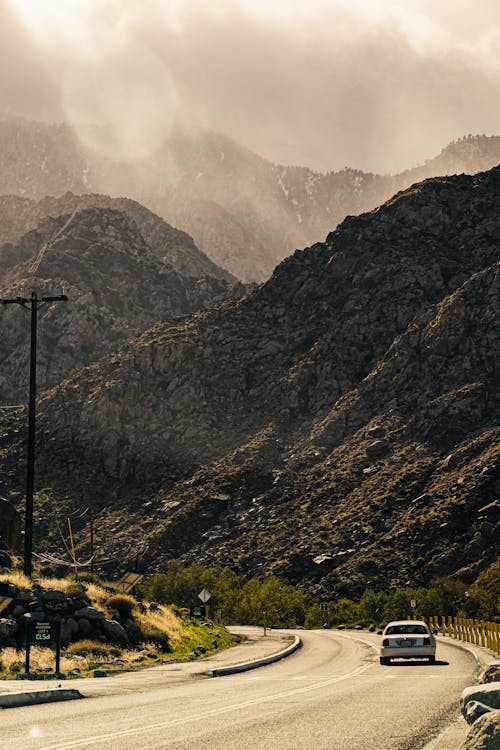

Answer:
[0,583,136,649]
[461,665,500,750]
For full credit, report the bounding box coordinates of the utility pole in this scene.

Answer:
[90,507,95,576]
[1,291,67,577]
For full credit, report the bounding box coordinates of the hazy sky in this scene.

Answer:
[1,0,499,172]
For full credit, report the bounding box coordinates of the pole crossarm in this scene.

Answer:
[0,289,67,577]
[2,294,68,306]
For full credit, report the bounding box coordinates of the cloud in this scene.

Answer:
[2,0,500,172]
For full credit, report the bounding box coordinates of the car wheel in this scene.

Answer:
[428,655,435,664]
[380,657,390,665]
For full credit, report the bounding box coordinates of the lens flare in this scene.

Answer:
[62,42,178,161]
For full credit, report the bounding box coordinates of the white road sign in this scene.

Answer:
[198,588,212,603]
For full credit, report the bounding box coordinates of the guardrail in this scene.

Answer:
[426,616,499,654]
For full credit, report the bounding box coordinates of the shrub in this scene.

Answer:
[106,594,137,620]
[65,584,89,600]
[67,640,114,657]
[141,627,171,652]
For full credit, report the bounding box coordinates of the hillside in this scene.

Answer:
[1,118,499,281]
[0,206,243,403]
[0,192,235,282]
[0,167,498,594]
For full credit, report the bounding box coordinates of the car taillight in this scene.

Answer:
[423,637,430,645]
[382,638,390,646]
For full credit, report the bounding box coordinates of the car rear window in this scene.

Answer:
[385,625,428,635]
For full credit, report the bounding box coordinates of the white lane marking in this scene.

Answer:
[385,674,440,679]
[37,662,375,750]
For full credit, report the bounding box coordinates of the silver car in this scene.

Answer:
[379,620,436,664]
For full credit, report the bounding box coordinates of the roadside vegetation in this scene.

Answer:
[0,561,497,679]
[0,571,237,680]
[140,560,499,630]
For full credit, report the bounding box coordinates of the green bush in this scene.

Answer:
[106,594,137,620]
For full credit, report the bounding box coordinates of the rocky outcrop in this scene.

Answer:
[0,583,137,648]
[461,671,500,750]
[462,685,500,719]
[0,167,498,593]
[0,192,235,282]
[0,206,245,403]
[1,118,499,281]
[462,712,500,750]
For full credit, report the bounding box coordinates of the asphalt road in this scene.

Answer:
[1,630,478,750]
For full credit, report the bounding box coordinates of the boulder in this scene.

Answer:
[60,617,80,645]
[77,618,93,636]
[0,582,17,598]
[41,589,67,602]
[462,710,500,749]
[0,617,18,638]
[480,664,500,684]
[102,619,129,644]
[465,701,495,725]
[462,684,500,723]
[442,453,459,470]
[367,425,385,439]
[74,606,105,620]
[366,440,390,460]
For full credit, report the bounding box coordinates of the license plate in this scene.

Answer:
[399,639,412,647]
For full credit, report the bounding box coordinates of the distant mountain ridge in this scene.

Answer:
[1,117,499,280]
[0,204,244,403]
[0,166,497,594]
[0,192,235,282]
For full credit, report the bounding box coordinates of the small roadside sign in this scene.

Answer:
[198,588,211,603]
[320,602,328,612]
[410,600,417,609]
[190,605,207,619]
[26,621,61,675]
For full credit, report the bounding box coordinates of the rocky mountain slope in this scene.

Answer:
[0,192,235,282]
[0,167,498,594]
[1,117,499,281]
[0,206,243,403]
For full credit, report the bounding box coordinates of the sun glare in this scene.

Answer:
[8,0,93,47]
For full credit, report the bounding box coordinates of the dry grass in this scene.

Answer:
[0,572,31,590]
[0,572,236,678]
[0,646,76,674]
[136,606,183,645]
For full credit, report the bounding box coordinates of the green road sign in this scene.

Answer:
[26,621,61,674]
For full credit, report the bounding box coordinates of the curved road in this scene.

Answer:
[1,630,478,750]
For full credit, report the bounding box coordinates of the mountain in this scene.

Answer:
[0,205,244,403]
[1,117,499,281]
[0,192,235,282]
[0,167,498,594]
